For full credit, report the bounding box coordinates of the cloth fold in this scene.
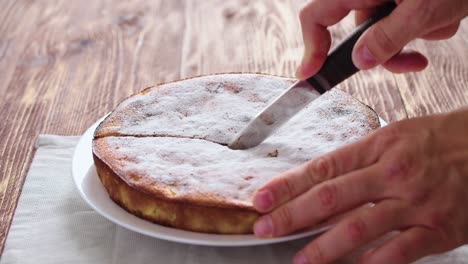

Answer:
[1,135,467,264]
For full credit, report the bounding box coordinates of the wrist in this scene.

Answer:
[437,108,468,139]
[433,108,468,175]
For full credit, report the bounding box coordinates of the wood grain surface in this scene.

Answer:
[0,0,467,254]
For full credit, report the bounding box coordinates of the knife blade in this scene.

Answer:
[228,2,396,150]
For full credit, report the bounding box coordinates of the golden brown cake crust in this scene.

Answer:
[93,153,258,234]
[92,73,380,234]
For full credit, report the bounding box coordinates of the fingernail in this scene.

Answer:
[293,252,308,264]
[254,189,273,211]
[355,45,377,69]
[295,64,305,80]
[296,44,312,80]
[253,216,273,237]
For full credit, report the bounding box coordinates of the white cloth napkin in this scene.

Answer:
[1,135,467,264]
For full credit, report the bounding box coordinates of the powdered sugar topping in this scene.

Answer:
[94,74,380,208]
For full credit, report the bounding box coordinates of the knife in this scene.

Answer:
[228,2,396,150]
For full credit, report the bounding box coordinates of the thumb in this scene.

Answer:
[352,1,423,70]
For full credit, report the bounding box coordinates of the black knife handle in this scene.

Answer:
[306,2,396,93]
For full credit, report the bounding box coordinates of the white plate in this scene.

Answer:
[72,115,387,247]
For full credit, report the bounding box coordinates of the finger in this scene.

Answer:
[352,0,427,69]
[253,131,384,212]
[295,4,335,79]
[359,227,448,264]
[292,199,405,264]
[296,0,390,79]
[253,163,384,237]
[422,21,461,40]
[295,23,331,80]
[382,50,428,73]
[355,8,376,26]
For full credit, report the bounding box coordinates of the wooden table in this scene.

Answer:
[0,0,467,254]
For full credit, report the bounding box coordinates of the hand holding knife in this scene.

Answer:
[229,2,396,150]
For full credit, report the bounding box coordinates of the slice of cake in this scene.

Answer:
[92,73,380,234]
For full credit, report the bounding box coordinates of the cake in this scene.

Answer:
[92,73,380,234]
